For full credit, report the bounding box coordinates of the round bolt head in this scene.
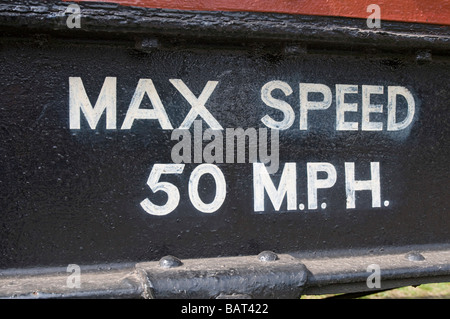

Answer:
[258,251,278,262]
[159,255,183,268]
[405,251,425,262]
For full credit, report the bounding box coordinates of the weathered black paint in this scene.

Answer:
[1,0,449,53]
[140,253,308,299]
[0,1,449,271]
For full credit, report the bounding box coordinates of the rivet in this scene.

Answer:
[257,251,278,262]
[135,38,160,52]
[284,43,307,55]
[416,50,432,64]
[405,251,425,262]
[159,255,183,268]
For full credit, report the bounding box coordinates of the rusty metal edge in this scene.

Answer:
[0,0,449,54]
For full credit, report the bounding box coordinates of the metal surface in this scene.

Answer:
[0,0,449,298]
[0,264,143,298]
[139,253,308,299]
[297,244,450,295]
[0,253,308,299]
[0,245,448,298]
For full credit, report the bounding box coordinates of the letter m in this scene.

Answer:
[253,162,297,212]
[69,77,116,129]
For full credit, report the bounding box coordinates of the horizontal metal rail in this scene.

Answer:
[1,244,448,298]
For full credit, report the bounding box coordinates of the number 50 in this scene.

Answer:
[140,164,227,216]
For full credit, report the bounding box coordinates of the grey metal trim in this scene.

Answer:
[0,267,144,299]
[0,245,449,298]
[137,253,308,299]
[296,244,450,295]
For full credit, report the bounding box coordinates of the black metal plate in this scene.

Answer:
[0,35,449,269]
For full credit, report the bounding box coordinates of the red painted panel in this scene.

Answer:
[66,0,450,25]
